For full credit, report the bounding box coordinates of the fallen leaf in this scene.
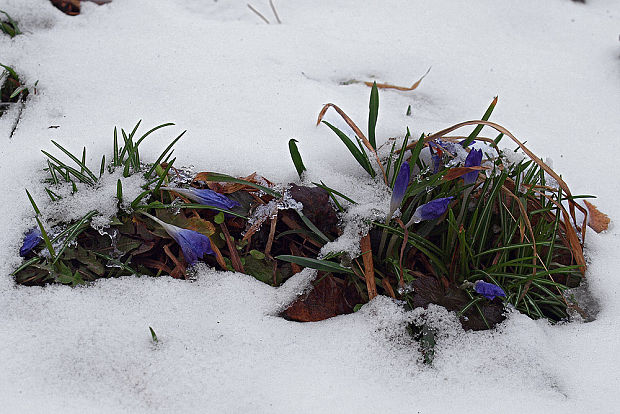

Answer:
[282,273,363,322]
[50,0,81,15]
[584,200,610,233]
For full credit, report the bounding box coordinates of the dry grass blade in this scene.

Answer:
[316,103,388,185]
[363,67,431,91]
[382,278,396,299]
[360,234,377,300]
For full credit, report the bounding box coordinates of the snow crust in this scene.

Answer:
[0,0,619,412]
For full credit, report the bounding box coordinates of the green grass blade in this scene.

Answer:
[322,121,375,177]
[296,210,330,243]
[144,130,186,179]
[368,81,379,150]
[135,122,175,147]
[50,140,98,182]
[461,96,498,147]
[275,255,354,275]
[288,139,306,178]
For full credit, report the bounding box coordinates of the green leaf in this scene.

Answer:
[249,249,265,260]
[296,210,330,243]
[214,211,225,224]
[149,326,158,342]
[275,255,354,274]
[117,179,123,202]
[368,81,379,150]
[144,130,186,179]
[288,139,306,178]
[322,121,375,177]
[461,96,497,147]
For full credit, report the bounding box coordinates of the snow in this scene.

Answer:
[0,0,619,412]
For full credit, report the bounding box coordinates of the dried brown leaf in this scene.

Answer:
[584,200,610,233]
[363,67,431,91]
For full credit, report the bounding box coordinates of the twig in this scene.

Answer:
[269,0,282,24]
[220,222,245,273]
[265,216,278,257]
[360,234,377,300]
[247,4,270,24]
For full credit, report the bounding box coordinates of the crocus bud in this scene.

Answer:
[20,228,42,257]
[463,148,483,185]
[161,187,240,211]
[389,161,410,215]
[142,213,214,266]
[474,280,506,300]
[411,197,453,223]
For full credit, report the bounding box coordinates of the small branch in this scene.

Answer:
[360,234,377,300]
[269,0,282,24]
[247,4,270,24]
[220,222,245,273]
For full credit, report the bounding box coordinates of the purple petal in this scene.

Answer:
[174,228,215,266]
[459,139,476,147]
[20,228,42,257]
[474,280,506,300]
[413,197,453,222]
[390,161,410,214]
[431,154,442,174]
[166,187,240,211]
[463,149,482,185]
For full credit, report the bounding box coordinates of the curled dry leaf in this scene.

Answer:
[363,67,431,91]
[442,166,488,182]
[584,200,610,233]
[50,0,81,15]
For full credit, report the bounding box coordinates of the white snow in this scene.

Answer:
[0,0,619,412]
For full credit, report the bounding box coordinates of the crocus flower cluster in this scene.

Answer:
[474,280,506,300]
[161,186,240,211]
[410,197,453,223]
[20,228,42,257]
[463,148,483,185]
[142,212,214,266]
[389,161,410,215]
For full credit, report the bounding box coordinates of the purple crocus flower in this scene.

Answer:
[20,228,42,257]
[411,197,453,223]
[474,280,506,300]
[161,186,240,211]
[142,213,214,266]
[389,161,410,215]
[463,148,483,185]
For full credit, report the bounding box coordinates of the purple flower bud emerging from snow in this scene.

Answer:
[143,213,214,266]
[411,197,453,223]
[162,187,240,211]
[474,280,506,300]
[390,162,410,214]
[459,139,476,147]
[20,228,42,257]
[463,148,483,185]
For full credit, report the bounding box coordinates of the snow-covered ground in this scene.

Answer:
[0,0,619,412]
